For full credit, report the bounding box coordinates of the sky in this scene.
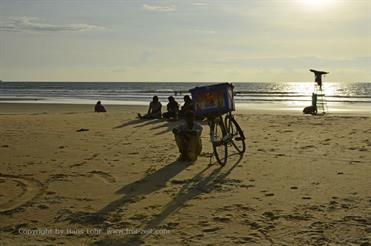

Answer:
[0,0,370,82]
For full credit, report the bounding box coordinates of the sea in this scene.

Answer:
[0,82,370,114]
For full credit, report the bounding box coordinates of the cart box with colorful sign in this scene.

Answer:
[189,83,235,116]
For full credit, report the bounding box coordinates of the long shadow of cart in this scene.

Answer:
[91,152,243,246]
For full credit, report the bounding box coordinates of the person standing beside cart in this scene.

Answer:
[172,111,203,162]
[179,95,193,118]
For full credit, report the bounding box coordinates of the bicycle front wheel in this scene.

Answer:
[225,114,246,154]
[210,117,227,166]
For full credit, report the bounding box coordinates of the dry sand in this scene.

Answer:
[0,103,370,245]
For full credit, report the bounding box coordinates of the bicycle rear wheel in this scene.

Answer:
[225,114,246,154]
[210,117,227,166]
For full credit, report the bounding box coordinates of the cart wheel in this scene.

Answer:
[225,114,246,154]
[210,117,227,166]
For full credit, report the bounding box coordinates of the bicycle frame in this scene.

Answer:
[206,111,246,166]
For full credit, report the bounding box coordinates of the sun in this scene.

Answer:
[298,0,336,9]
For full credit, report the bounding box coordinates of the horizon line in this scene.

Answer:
[2,80,370,83]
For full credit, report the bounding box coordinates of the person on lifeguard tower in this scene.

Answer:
[310,69,328,90]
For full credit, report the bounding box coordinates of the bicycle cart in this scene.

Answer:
[189,83,246,166]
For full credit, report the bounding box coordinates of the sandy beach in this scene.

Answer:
[0,103,370,245]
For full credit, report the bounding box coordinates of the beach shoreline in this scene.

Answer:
[1,102,371,116]
[1,81,370,116]
[0,103,370,245]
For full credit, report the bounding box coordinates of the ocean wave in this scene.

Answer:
[1,82,370,106]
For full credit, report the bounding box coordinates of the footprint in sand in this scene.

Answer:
[85,153,100,161]
[165,222,179,229]
[265,193,275,197]
[301,145,316,149]
[0,174,44,214]
[262,211,279,220]
[233,236,258,244]
[88,171,116,184]
[202,226,222,232]
[69,161,87,168]
[240,184,255,189]
[276,153,286,157]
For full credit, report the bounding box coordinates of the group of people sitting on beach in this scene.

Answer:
[95,95,203,162]
[94,94,194,121]
[137,95,193,121]
[138,95,202,161]
[136,95,202,162]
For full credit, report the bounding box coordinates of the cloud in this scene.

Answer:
[0,16,108,33]
[190,29,216,35]
[142,4,176,12]
[192,3,208,6]
[211,56,371,69]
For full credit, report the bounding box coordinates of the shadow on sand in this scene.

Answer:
[113,119,143,129]
[113,118,164,129]
[150,121,179,135]
[98,160,191,217]
[91,153,243,246]
[63,160,191,226]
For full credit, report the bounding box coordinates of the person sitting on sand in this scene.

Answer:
[172,111,202,162]
[138,95,162,119]
[179,95,193,118]
[95,101,106,112]
[162,96,179,120]
[303,93,318,115]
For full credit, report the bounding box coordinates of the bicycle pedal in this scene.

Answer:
[223,135,232,142]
